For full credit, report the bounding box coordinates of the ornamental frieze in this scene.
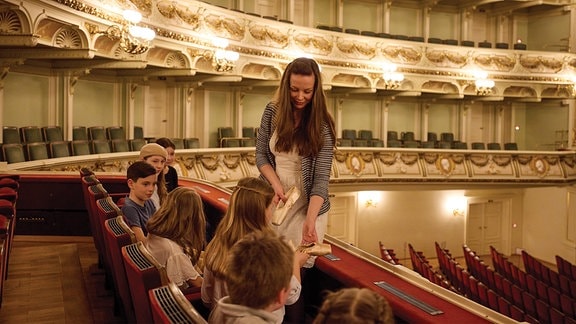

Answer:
[248,24,289,47]
[336,39,376,58]
[425,49,468,68]
[519,55,563,73]
[474,54,516,71]
[204,14,245,40]
[381,46,421,64]
[293,34,333,55]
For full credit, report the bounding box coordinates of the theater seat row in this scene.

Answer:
[80,169,208,323]
[0,175,20,307]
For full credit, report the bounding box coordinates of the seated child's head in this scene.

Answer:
[126,161,157,202]
[139,143,167,175]
[228,177,275,228]
[146,187,206,262]
[225,231,293,311]
[154,138,176,166]
[313,287,394,324]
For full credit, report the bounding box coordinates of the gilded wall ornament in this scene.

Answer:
[436,155,455,175]
[346,153,365,176]
[248,25,289,47]
[336,39,375,58]
[381,46,421,64]
[474,54,515,71]
[293,34,333,54]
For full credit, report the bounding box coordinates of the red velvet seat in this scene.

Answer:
[103,216,136,322]
[122,241,168,324]
[0,187,17,203]
[521,291,537,318]
[497,296,511,317]
[486,289,499,311]
[509,304,525,322]
[94,195,123,288]
[511,285,524,311]
[560,294,575,317]
[0,178,19,190]
[535,299,550,323]
[501,278,513,302]
[149,282,207,324]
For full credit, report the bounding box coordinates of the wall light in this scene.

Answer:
[452,208,465,217]
[208,37,240,72]
[359,191,380,208]
[445,196,467,217]
[365,198,377,208]
[101,9,156,54]
[381,62,404,90]
[473,70,495,95]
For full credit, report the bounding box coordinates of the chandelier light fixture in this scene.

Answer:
[209,37,240,72]
[103,9,156,55]
[381,62,404,90]
[473,70,495,95]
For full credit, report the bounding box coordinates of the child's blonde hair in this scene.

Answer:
[204,177,275,279]
[146,187,205,264]
[226,231,293,309]
[313,288,394,324]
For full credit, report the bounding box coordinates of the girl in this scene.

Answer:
[202,177,308,322]
[146,187,205,290]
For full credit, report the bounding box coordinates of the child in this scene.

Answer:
[312,288,395,324]
[208,231,294,324]
[121,161,157,242]
[145,187,205,290]
[154,137,180,191]
[139,143,168,209]
[202,177,308,322]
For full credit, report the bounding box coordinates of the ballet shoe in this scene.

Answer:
[271,186,300,226]
[297,242,332,256]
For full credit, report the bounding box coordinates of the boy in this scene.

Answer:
[208,231,294,323]
[121,161,157,242]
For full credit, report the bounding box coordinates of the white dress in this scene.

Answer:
[270,132,328,268]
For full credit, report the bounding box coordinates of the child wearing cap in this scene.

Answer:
[139,143,169,210]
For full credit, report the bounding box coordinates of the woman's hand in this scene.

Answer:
[272,183,285,204]
[302,216,318,244]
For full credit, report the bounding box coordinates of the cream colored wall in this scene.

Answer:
[388,101,418,134]
[523,186,576,264]
[4,73,50,127]
[389,6,419,36]
[242,93,271,128]
[527,11,569,52]
[337,187,529,263]
[428,103,455,138]
[352,189,468,262]
[343,0,378,31]
[74,80,116,127]
[208,90,230,147]
[341,99,377,135]
[429,11,457,39]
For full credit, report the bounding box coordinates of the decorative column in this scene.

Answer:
[126,82,138,139]
[63,72,79,141]
[0,67,8,143]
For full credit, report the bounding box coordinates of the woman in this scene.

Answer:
[145,187,205,290]
[202,177,308,322]
[256,57,336,268]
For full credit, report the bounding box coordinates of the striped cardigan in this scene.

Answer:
[256,102,333,216]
